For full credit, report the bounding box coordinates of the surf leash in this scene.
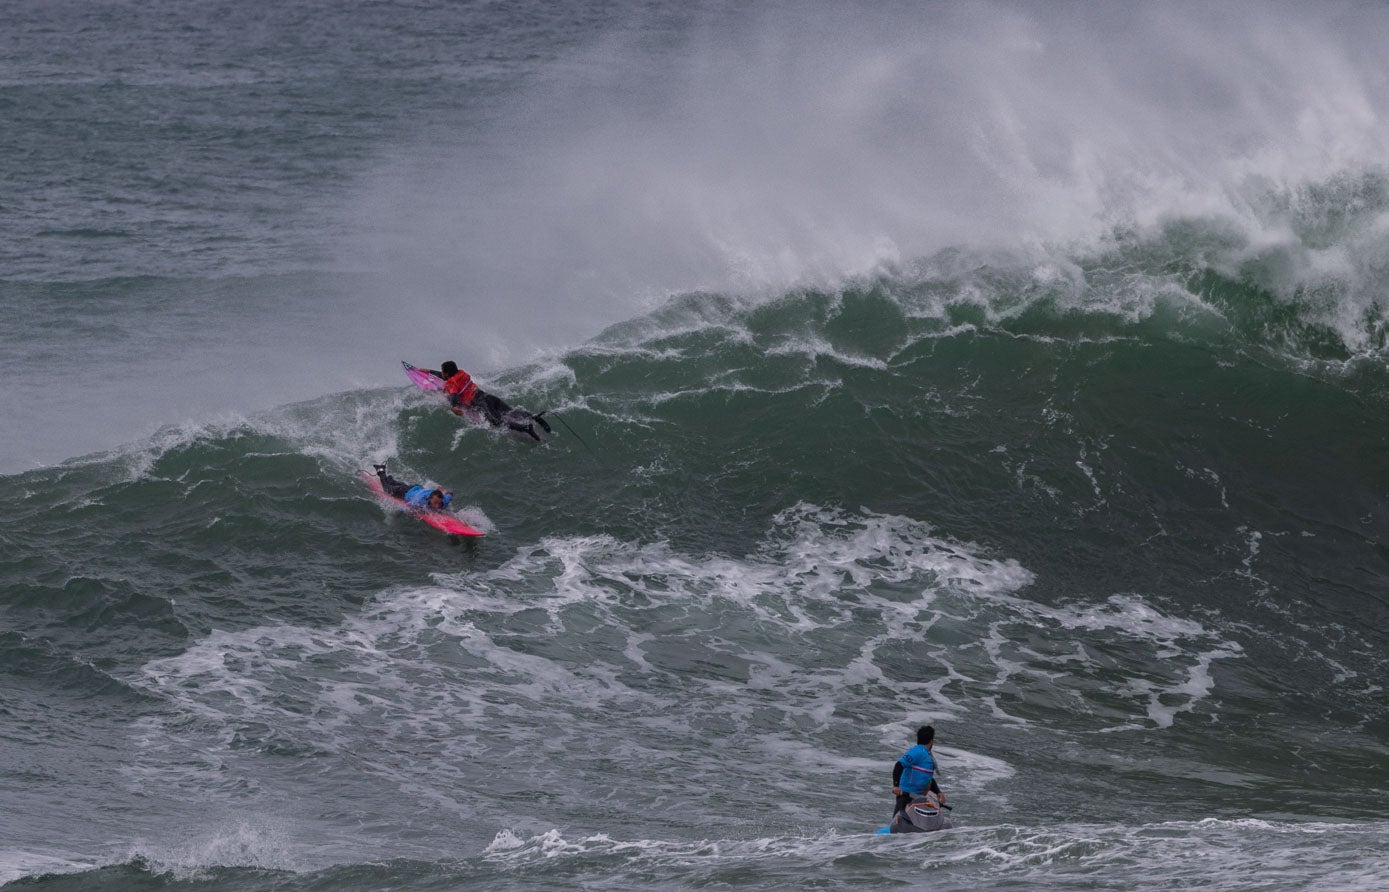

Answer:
[544,411,591,452]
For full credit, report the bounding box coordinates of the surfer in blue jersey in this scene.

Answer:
[892,725,945,817]
[373,464,452,511]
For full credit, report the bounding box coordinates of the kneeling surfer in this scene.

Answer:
[891,725,947,824]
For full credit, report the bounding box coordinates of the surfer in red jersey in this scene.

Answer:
[424,361,550,442]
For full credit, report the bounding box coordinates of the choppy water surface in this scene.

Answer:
[3,1,1388,889]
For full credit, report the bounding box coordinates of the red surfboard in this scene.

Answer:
[360,471,484,537]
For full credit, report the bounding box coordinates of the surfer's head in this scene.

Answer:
[917,725,935,746]
[440,361,458,377]
[428,489,449,509]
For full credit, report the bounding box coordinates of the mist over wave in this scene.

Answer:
[349,0,1389,359]
[8,1,1389,470]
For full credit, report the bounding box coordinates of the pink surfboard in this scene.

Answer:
[360,471,484,537]
[402,361,445,391]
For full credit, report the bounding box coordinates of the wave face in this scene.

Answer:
[6,254,1389,889]
[4,1,1389,889]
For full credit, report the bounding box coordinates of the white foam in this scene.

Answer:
[917,818,1389,891]
[765,335,890,371]
[0,850,95,886]
[129,575,658,788]
[975,592,1244,732]
[125,818,304,879]
[468,816,1389,892]
[124,501,1247,834]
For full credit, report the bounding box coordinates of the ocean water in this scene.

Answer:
[3,1,1389,889]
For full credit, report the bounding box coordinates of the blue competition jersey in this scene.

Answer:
[402,485,449,509]
[898,744,936,794]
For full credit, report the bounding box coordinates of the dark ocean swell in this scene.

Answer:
[4,238,1389,888]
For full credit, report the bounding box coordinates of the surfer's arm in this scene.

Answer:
[892,760,905,794]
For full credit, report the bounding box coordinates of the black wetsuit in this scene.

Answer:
[431,368,545,441]
[466,390,548,441]
[470,391,511,427]
[377,470,412,499]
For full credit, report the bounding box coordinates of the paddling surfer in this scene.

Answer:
[424,361,549,442]
[373,464,452,511]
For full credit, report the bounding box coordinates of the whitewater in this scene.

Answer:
[2,1,1388,889]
